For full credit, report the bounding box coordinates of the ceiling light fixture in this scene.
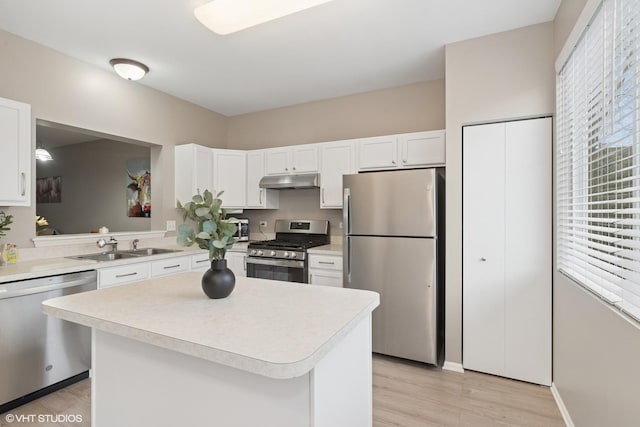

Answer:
[35,146,53,161]
[194,0,335,35]
[109,58,149,81]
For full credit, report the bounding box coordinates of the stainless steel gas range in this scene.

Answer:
[246,219,329,283]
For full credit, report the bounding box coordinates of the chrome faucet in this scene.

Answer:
[132,239,139,250]
[97,237,118,253]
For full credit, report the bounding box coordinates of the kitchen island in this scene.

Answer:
[42,272,379,427]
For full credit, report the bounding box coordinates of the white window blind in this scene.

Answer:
[557,0,640,321]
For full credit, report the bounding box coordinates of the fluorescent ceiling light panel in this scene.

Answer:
[194,0,335,35]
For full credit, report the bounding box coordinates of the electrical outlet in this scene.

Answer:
[259,220,268,228]
[166,220,176,231]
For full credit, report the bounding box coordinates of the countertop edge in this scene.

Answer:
[42,292,379,379]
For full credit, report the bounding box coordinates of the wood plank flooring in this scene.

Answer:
[1,355,564,426]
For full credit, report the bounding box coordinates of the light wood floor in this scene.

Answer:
[1,355,564,426]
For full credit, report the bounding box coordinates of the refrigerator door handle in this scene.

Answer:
[343,187,351,284]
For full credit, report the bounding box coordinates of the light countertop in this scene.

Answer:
[0,242,250,284]
[307,243,343,256]
[42,273,379,379]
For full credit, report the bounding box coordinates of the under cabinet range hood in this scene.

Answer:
[259,173,319,189]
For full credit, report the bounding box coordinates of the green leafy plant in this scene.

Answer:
[0,211,13,240]
[176,190,238,261]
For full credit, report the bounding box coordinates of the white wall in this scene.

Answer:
[444,22,556,364]
[36,140,151,234]
[0,29,227,247]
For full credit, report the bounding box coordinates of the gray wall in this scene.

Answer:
[0,28,227,247]
[444,22,556,364]
[552,0,640,425]
[36,140,151,234]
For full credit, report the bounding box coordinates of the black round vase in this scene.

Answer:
[201,259,235,299]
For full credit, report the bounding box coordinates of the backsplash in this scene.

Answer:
[240,188,343,243]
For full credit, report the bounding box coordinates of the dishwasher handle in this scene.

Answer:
[0,270,97,300]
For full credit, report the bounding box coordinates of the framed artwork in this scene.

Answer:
[126,158,151,217]
[36,176,62,203]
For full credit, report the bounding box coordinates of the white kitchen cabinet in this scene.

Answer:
[150,256,190,277]
[212,149,246,208]
[357,131,445,171]
[319,141,356,208]
[308,253,343,287]
[357,135,397,171]
[98,263,150,289]
[226,251,246,277]
[246,150,279,209]
[265,145,318,175]
[398,130,445,167]
[462,117,551,386]
[0,97,31,206]
[175,144,213,204]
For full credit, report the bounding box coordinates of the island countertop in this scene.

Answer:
[42,273,379,379]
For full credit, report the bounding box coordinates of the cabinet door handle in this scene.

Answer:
[285,167,288,171]
[116,272,138,278]
[195,259,209,264]
[292,166,296,171]
[243,256,247,271]
[20,172,26,196]
[163,264,181,270]
[259,189,263,204]
[480,257,487,262]
[321,188,325,203]
[391,160,396,165]
[402,142,408,164]
[309,273,313,283]
[318,261,335,265]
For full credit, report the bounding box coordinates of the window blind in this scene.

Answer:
[557,0,640,321]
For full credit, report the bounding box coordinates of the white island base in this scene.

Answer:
[92,318,372,427]
[42,273,379,427]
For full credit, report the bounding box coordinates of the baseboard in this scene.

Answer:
[551,382,574,427]
[442,361,464,373]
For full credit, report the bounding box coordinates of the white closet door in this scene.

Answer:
[504,118,552,386]
[462,122,506,377]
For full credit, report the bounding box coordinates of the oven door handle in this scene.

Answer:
[245,257,305,268]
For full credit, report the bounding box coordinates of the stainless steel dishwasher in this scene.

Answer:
[0,270,96,413]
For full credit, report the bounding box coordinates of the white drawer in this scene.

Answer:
[99,263,149,288]
[309,269,343,287]
[308,254,343,271]
[151,256,190,277]
[191,252,211,271]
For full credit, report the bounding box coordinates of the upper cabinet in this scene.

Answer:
[357,130,445,171]
[175,144,212,204]
[212,149,246,209]
[0,97,31,206]
[319,141,356,209]
[246,150,279,209]
[265,144,318,175]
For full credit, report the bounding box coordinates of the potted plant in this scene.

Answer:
[176,190,238,298]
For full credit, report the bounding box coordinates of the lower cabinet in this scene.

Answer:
[308,253,343,287]
[226,251,247,278]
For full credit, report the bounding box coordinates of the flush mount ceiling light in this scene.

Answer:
[194,0,336,35]
[109,58,149,81]
[35,146,53,161]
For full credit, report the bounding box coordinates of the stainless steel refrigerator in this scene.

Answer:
[343,168,444,365]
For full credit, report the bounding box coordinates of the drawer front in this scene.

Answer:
[308,255,343,271]
[151,256,190,277]
[99,263,149,288]
[191,252,211,271]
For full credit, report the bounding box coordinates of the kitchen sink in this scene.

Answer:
[70,252,141,262]
[123,248,183,256]
[69,248,182,262]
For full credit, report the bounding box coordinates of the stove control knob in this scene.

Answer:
[257,250,264,256]
[270,251,276,257]
[290,252,297,258]
[251,249,257,255]
[283,252,289,258]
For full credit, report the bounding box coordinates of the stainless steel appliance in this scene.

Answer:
[343,168,444,365]
[229,218,249,241]
[0,270,97,413]
[246,219,329,283]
